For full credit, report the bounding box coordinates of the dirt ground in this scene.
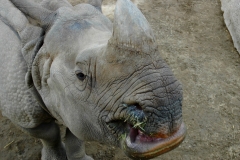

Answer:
[1,0,240,159]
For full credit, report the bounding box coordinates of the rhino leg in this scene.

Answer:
[21,121,67,160]
[65,129,93,160]
[87,0,102,12]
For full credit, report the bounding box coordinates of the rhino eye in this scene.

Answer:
[76,72,86,81]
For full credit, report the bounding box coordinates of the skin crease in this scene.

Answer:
[0,0,186,159]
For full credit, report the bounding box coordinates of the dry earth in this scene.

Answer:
[1,0,240,159]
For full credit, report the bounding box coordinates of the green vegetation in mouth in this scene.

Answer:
[133,121,145,131]
[118,132,127,141]
[125,114,147,130]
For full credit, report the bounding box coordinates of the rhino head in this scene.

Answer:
[10,0,186,159]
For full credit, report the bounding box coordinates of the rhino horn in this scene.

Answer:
[9,0,56,28]
[108,0,157,53]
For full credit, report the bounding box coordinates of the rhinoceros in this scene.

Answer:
[221,0,240,55]
[0,0,186,159]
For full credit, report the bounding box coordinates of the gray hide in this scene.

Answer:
[221,0,240,54]
[0,0,186,159]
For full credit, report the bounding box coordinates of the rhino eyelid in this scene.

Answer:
[76,61,88,66]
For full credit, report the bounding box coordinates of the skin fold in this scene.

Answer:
[0,0,186,159]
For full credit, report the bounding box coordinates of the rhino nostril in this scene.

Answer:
[127,104,143,113]
[134,103,143,110]
[120,103,143,110]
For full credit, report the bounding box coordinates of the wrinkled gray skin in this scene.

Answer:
[0,0,184,159]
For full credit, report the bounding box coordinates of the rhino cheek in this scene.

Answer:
[49,84,104,141]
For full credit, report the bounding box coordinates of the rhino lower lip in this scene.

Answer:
[123,123,186,160]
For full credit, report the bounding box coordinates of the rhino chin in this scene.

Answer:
[122,123,186,160]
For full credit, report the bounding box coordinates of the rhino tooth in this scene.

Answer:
[138,130,144,136]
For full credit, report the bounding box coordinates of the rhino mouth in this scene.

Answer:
[107,119,186,160]
[123,123,186,159]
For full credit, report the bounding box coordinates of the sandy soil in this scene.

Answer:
[1,0,240,159]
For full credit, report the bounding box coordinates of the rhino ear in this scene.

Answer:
[0,0,45,88]
[9,0,56,27]
[0,1,43,43]
[40,0,72,11]
[108,0,157,53]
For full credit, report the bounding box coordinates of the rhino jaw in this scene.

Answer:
[122,123,186,160]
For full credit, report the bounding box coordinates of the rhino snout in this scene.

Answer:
[105,98,185,160]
